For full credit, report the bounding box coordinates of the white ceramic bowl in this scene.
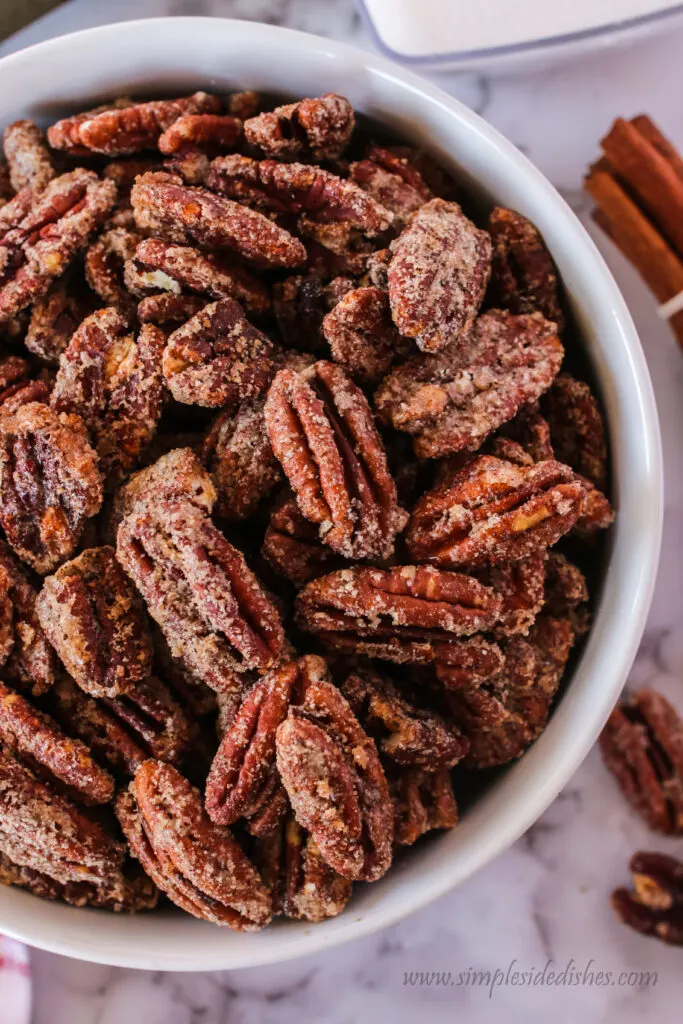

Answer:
[0,17,662,970]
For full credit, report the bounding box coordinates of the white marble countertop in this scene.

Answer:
[4,1,683,1021]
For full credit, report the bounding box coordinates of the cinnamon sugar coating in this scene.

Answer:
[3,120,56,193]
[244,93,354,162]
[322,286,408,383]
[158,114,242,155]
[0,539,57,694]
[488,206,564,328]
[25,274,93,364]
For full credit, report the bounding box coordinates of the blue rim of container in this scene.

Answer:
[357,0,683,65]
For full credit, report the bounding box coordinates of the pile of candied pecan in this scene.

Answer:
[0,89,613,929]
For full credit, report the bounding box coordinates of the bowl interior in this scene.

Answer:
[0,17,662,970]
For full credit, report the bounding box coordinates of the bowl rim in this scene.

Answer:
[0,16,663,971]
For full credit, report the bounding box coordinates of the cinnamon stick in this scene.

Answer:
[601,117,683,258]
[629,115,683,184]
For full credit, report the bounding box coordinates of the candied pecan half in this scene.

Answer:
[612,851,683,946]
[262,492,345,587]
[137,292,207,325]
[206,156,392,240]
[375,310,564,458]
[50,308,166,481]
[389,767,458,846]
[350,144,431,225]
[84,227,139,318]
[48,673,193,778]
[406,455,585,569]
[158,113,242,154]
[25,274,93,364]
[0,540,56,694]
[206,656,326,829]
[103,157,163,187]
[573,476,614,538]
[544,551,589,619]
[47,92,221,156]
[0,745,124,888]
[117,760,272,929]
[265,360,407,560]
[110,446,216,535]
[296,565,502,659]
[228,90,260,120]
[36,545,153,699]
[0,847,158,913]
[599,689,683,834]
[244,93,354,162]
[3,119,56,193]
[131,171,306,268]
[273,272,353,352]
[0,402,103,573]
[322,286,408,383]
[387,198,492,353]
[541,373,609,491]
[0,679,114,804]
[276,673,393,881]
[254,813,352,921]
[116,498,285,699]
[0,352,30,402]
[162,297,274,408]
[0,169,116,321]
[341,669,468,768]
[201,398,282,521]
[487,207,563,328]
[130,237,269,314]
[495,401,554,464]
[477,551,547,636]
[0,378,51,417]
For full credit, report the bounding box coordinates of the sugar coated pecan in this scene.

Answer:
[496,400,554,464]
[36,545,153,698]
[3,120,56,193]
[244,93,354,162]
[116,498,285,698]
[103,157,162,187]
[599,689,683,834]
[0,540,56,694]
[110,446,216,535]
[322,286,407,383]
[117,760,272,929]
[375,310,564,458]
[158,113,242,154]
[544,552,589,618]
[131,171,306,268]
[25,274,93,364]
[541,373,608,491]
[201,398,282,521]
[350,144,431,225]
[612,851,683,946]
[262,492,345,587]
[162,297,274,408]
[0,377,51,417]
[265,360,407,560]
[48,92,221,156]
[0,401,103,573]
[206,656,326,829]
[573,476,614,537]
[0,169,116,321]
[387,198,492,353]
[406,455,585,569]
[276,673,393,881]
[228,90,260,120]
[296,565,502,660]
[131,237,270,314]
[50,308,166,480]
[341,668,469,768]
[390,767,458,846]
[137,292,207,325]
[0,745,124,887]
[0,679,114,803]
[477,550,547,637]
[206,156,392,239]
[487,207,563,328]
[84,227,139,317]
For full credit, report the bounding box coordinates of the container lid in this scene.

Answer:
[359,0,683,62]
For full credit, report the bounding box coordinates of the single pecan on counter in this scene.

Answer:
[47,92,221,156]
[264,360,407,561]
[243,93,354,162]
[3,119,56,194]
[406,454,585,569]
[130,171,306,268]
[296,565,502,665]
[117,759,272,929]
[0,402,103,574]
[276,670,393,881]
[599,689,683,834]
[487,206,564,328]
[162,298,274,408]
[50,307,166,481]
[375,310,564,458]
[612,851,683,946]
[254,812,352,922]
[36,545,153,699]
[116,498,285,703]
[389,767,459,846]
